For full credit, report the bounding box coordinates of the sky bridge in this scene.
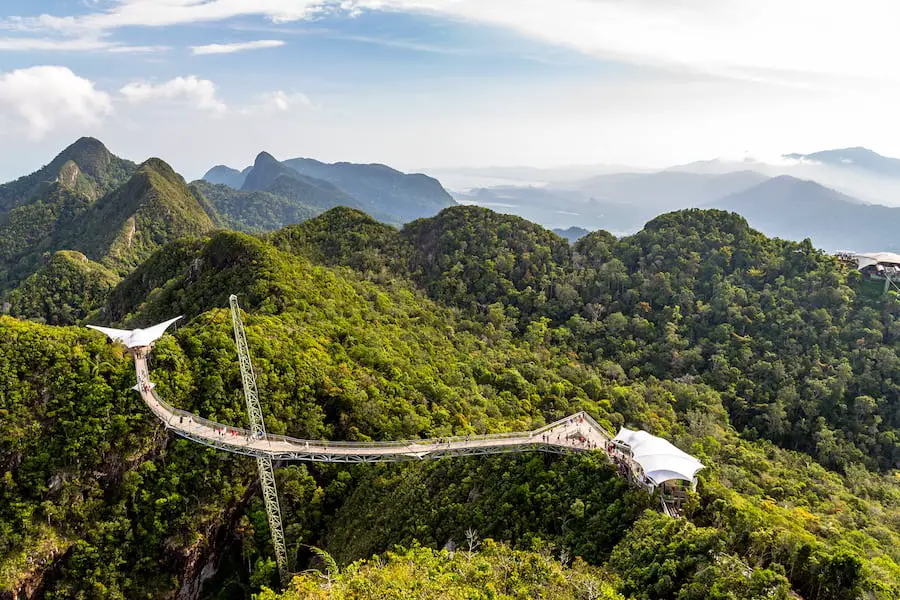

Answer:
[132,345,610,463]
[88,308,703,580]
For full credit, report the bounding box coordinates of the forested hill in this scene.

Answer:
[0,137,135,214]
[1,203,899,598]
[0,141,214,299]
[272,206,900,473]
[0,138,136,289]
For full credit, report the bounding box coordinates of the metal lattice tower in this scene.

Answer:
[230,294,288,581]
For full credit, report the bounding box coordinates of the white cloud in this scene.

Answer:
[237,90,314,115]
[263,90,312,111]
[14,1,325,33]
[7,1,900,83]
[191,39,285,55]
[348,0,900,85]
[0,35,168,53]
[0,66,112,138]
[120,76,227,113]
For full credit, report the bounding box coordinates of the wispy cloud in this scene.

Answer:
[120,76,227,114]
[0,34,168,53]
[8,1,325,33]
[0,66,112,138]
[239,90,315,115]
[191,39,285,55]
[5,0,898,85]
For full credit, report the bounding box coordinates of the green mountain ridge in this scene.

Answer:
[0,139,137,289]
[3,208,895,598]
[0,144,899,599]
[0,137,135,214]
[191,180,323,234]
[58,157,215,274]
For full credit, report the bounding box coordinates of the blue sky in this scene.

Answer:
[0,1,898,181]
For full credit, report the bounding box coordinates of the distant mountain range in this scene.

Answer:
[5,137,900,315]
[204,152,455,223]
[783,147,900,178]
[452,147,900,252]
[710,175,900,251]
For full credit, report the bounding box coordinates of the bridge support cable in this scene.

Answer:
[230,294,288,581]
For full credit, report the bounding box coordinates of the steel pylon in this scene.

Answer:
[230,294,288,581]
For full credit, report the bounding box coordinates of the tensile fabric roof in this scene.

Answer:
[613,427,704,485]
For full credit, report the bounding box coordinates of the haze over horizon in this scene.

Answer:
[2,1,900,182]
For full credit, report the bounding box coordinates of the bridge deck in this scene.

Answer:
[133,349,614,463]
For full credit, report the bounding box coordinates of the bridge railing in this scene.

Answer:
[579,411,615,441]
[146,387,607,451]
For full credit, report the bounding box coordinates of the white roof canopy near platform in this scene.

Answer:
[613,427,704,485]
[852,252,900,270]
[87,316,182,349]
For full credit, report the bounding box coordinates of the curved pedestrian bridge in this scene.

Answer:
[129,346,614,464]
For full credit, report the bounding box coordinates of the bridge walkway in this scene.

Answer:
[132,348,614,464]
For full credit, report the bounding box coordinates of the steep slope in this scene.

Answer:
[203,165,247,189]
[191,180,322,233]
[711,175,900,251]
[284,158,455,221]
[61,158,215,273]
[240,152,299,192]
[0,139,137,289]
[0,137,135,214]
[6,250,119,325]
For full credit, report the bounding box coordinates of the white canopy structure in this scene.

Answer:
[851,252,900,270]
[613,428,704,486]
[88,316,182,349]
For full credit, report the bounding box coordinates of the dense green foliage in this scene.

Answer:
[1,201,899,599]
[62,158,215,274]
[0,143,212,298]
[0,137,134,214]
[191,181,322,234]
[257,540,624,600]
[570,210,900,472]
[7,251,119,325]
[269,207,408,276]
[0,139,135,290]
[276,205,900,473]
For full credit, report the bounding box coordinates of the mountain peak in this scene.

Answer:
[51,137,114,181]
[254,151,280,166]
[139,157,181,181]
[242,151,297,192]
